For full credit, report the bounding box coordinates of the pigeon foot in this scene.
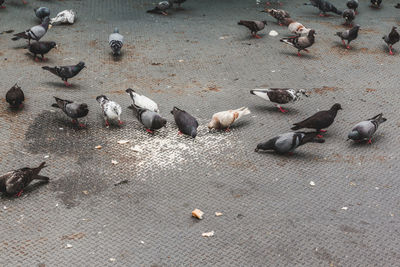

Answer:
[278,106,287,113]
[316,134,324,138]
[146,129,154,134]
[319,130,327,133]
[16,190,23,197]
[63,81,71,87]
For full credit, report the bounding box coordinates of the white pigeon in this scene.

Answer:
[208,107,251,131]
[250,88,308,113]
[109,27,124,56]
[126,88,159,113]
[96,95,122,127]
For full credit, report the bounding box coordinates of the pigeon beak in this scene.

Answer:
[55,45,59,49]
[48,24,53,30]
[254,148,259,152]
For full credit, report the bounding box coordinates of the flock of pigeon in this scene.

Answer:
[0,0,394,197]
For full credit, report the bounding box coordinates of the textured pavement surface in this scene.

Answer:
[1,0,400,266]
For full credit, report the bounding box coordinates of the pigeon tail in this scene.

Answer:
[32,162,48,178]
[291,124,302,131]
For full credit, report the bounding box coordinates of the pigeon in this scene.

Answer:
[336,24,360,49]
[282,18,311,35]
[6,83,24,109]
[383,26,400,55]
[147,0,173,15]
[396,3,400,8]
[125,88,159,113]
[0,0,5,8]
[0,162,48,197]
[51,97,89,127]
[12,17,51,44]
[42,61,85,86]
[250,88,308,113]
[109,27,124,56]
[348,113,387,144]
[280,29,316,56]
[208,107,251,131]
[27,41,57,62]
[261,8,290,25]
[255,131,325,154]
[291,103,342,137]
[347,0,359,13]
[237,20,267,39]
[34,7,50,21]
[129,104,167,133]
[342,9,356,26]
[304,0,342,16]
[371,0,382,8]
[173,0,186,9]
[96,95,123,127]
[171,107,199,138]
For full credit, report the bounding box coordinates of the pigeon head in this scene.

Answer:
[262,20,267,25]
[296,89,309,98]
[125,88,135,94]
[77,62,86,69]
[49,41,57,49]
[308,29,316,36]
[96,95,109,103]
[79,103,89,114]
[331,103,342,111]
[114,27,119,33]
[190,127,197,138]
[348,130,360,140]
[207,119,217,130]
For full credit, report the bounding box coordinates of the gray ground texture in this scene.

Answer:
[1,0,400,266]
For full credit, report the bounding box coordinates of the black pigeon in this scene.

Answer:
[261,8,290,25]
[348,113,387,144]
[34,7,50,21]
[304,0,342,16]
[0,0,5,8]
[129,104,167,133]
[347,0,359,13]
[250,88,308,113]
[171,107,199,138]
[27,41,57,62]
[255,131,325,154]
[396,3,400,8]
[12,17,51,44]
[147,0,173,15]
[291,103,342,137]
[336,24,360,49]
[238,20,267,39]
[383,26,400,55]
[51,97,89,127]
[6,83,25,109]
[173,0,186,9]
[280,29,316,56]
[342,9,356,26]
[371,0,382,8]
[42,61,85,86]
[0,162,48,197]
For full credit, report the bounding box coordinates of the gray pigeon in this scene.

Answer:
[0,162,48,197]
[34,7,50,21]
[336,24,360,49]
[171,107,199,138]
[129,105,167,133]
[348,113,386,144]
[51,97,89,127]
[147,0,173,15]
[383,26,400,55]
[12,17,51,44]
[96,95,123,127]
[255,132,325,155]
[342,9,356,26]
[109,27,124,56]
[280,29,316,56]
[304,0,342,16]
[238,20,267,39]
[42,62,86,86]
[347,0,359,13]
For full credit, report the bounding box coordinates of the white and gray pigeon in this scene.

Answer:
[129,105,167,133]
[336,24,360,49]
[147,0,173,15]
[250,88,308,113]
[51,97,89,128]
[255,131,325,155]
[96,95,123,127]
[348,113,387,144]
[109,27,124,56]
[126,88,159,113]
[280,29,316,56]
[12,17,51,44]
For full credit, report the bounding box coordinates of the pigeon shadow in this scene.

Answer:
[347,135,384,147]
[44,81,81,89]
[110,52,124,62]
[12,44,29,50]
[1,181,49,200]
[24,52,55,63]
[254,149,317,160]
[279,50,317,59]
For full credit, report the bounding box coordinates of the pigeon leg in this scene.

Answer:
[63,81,71,87]
[34,56,40,62]
[78,123,86,128]
[346,42,351,49]
[118,120,124,125]
[105,119,110,127]
[0,6,6,8]
[288,152,294,156]
[341,39,346,46]
[71,119,77,124]
[304,49,310,53]
[278,106,287,113]
[21,0,27,4]
[254,34,262,39]
[367,139,372,144]
[319,130,327,133]
[389,46,394,55]
[225,127,231,132]
[41,55,47,61]
[316,134,324,138]
[178,131,183,135]
[19,103,24,109]
[146,129,154,134]
[161,11,168,15]
[16,190,23,197]
[297,51,302,57]
[266,2,271,6]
